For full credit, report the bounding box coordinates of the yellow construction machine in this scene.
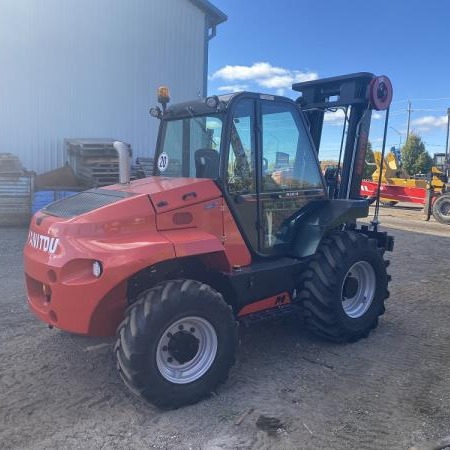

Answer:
[367,151,445,205]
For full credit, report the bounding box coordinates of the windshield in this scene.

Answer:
[154,114,223,178]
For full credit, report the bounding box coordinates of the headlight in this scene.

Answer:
[205,95,219,109]
[92,261,103,278]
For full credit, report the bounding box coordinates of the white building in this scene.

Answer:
[0,0,226,173]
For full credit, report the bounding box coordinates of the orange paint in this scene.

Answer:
[24,177,255,336]
[221,200,252,267]
[237,292,291,317]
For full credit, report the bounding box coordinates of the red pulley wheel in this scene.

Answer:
[369,76,393,111]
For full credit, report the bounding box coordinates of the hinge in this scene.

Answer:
[220,204,226,212]
[221,234,227,244]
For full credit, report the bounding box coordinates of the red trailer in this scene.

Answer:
[360,180,450,224]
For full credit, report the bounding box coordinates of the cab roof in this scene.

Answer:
[162,92,298,119]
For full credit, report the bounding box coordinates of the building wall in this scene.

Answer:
[0,0,207,173]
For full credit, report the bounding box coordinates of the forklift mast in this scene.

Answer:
[293,73,392,200]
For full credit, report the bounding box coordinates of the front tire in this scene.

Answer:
[297,231,390,342]
[115,279,238,409]
[432,193,450,225]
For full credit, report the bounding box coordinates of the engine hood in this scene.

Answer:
[32,177,222,241]
[32,189,156,242]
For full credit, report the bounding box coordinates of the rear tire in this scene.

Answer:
[115,279,238,409]
[297,231,390,342]
[432,193,450,225]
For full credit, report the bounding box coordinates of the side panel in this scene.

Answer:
[156,197,223,233]
[222,257,303,311]
[160,229,224,258]
[156,192,252,269]
[222,200,252,267]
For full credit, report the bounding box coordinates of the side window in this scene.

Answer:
[260,101,324,254]
[160,119,183,176]
[227,99,255,194]
[261,102,323,192]
[158,117,223,178]
[190,117,222,179]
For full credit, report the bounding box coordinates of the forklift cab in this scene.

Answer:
[151,73,392,257]
[153,92,326,255]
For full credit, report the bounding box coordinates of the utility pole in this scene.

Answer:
[406,100,412,140]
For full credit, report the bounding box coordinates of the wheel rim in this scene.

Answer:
[156,316,218,384]
[341,261,376,318]
[438,198,450,217]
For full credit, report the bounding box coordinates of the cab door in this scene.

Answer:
[224,98,259,252]
[224,96,326,256]
[257,99,326,254]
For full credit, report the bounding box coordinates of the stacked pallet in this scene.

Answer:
[65,139,132,187]
[131,157,182,178]
[131,157,154,179]
[0,153,34,226]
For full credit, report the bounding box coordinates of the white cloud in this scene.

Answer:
[212,62,318,91]
[372,112,382,120]
[324,109,346,125]
[411,115,447,130]
[212,62,286,81]
[217,85,248,93]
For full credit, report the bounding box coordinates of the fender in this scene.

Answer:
[83,232,177,335]
[25,228,177,336]
[89,229,232,335]
[275,199,369,258]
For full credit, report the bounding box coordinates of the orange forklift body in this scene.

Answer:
[24,177,250,336]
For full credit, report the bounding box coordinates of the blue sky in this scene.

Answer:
[207,0,450,161]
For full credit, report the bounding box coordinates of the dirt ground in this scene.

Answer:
[1,204,450,450]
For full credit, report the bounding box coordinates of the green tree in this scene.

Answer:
[364,140,376,179]
[401,133,433,175]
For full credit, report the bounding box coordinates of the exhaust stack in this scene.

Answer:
[113,141,131,184]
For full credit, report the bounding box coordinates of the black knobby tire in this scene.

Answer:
[297,231,390,342]
[432,193,450,225]
[115,279,238,409]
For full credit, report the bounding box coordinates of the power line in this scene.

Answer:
[392,97,450,103]
[389,108,447,114]
[409,108,447,112]
[407,97,450,102]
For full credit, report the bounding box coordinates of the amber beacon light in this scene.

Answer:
[157,86,170,111]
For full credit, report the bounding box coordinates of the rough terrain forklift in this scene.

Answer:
[24,73,394,408]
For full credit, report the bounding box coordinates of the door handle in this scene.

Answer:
[182,191,197,201]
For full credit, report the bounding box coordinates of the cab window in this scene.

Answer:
[261,102,323,192]
[156,116,223,178]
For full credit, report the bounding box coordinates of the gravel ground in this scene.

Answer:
[1,205,450,449]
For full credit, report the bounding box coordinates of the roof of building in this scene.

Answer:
[189,0,227,26]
